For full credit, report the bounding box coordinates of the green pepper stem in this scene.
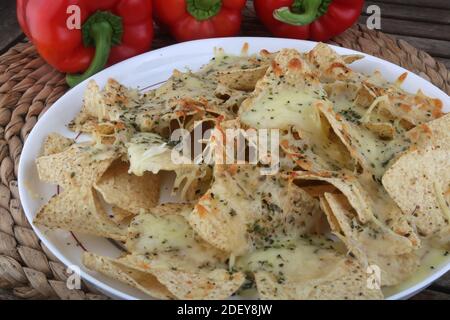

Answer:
[66,11,123,88]
[274,0,323,26]
[66,22,112,87]
[186,0,222,21]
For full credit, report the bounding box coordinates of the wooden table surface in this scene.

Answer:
[0,0,449,300]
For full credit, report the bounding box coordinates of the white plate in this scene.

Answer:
[18,37,450,300]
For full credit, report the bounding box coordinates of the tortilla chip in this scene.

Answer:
[375,89,444,127]
[121,208,244,299]
[42,133,75,156]
[217,66,268,92]
[83,252,173,299]
[239,48,319,130]
[382,146,450,236]
[382,113,450,236]
[34,187,126,241]
[134,70,235,136]
[85,79,141,121]
[69,79,142,133]
[254,259,383,300]
[36,142,117,188]
[152,268,244,300]
[120,254,244,300]
[318,103,411,180]
[188,165,323,255]
[431,226,450,250]
[323,81,402,142]
[306,43,362,82]
[111,206,135,225]
[293,170,374,224]
[341,54,364,65]
[94,160,160,215]
[127,132,176,175]
[407,112,450,150]
[68,116,100,134]
[322,193,419,286]
[214,83,249,114]
[294,180,339,198]
[200,48,273,80]
[353,71,444,127]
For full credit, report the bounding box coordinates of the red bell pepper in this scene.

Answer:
[254,0,364,41]
[17,0,153,87]
[153,0,247,42]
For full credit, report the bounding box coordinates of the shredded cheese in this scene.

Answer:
[361,95,389,123]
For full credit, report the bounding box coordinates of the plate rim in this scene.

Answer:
[18,36,450,300]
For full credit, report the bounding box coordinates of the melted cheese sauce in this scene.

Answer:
[343,123,411,179]
[235,236,345,280]
[383,246,450,298]
[127,133,177,175]
[234,235,348,298]
[240,87,354,171]
[326,83,413,179]
[129,214,196,253]
[200,50,270,75]
[128,213,227,270]
[240,89,319,130]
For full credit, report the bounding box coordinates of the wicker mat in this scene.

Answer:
[0,24,448,300]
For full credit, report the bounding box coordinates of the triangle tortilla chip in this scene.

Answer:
[294,170,420,247]
[382,146,450,236]
[321,193,419,286]
[83,252,173,299]
[111,206,135,225]
[383,113,450,236]
[42,133,75,156]
[305,43,363,83]
[410,112,450,150]
[34,187,126,241]
[94,160,160,215]
[36,142,117,188]
[254,259,383,300]
[217,65,269,92]
[119,254,244,300]
[318,103,412,180]
[293,170,374,224]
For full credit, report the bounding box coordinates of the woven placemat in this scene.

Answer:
[0,24,448,300]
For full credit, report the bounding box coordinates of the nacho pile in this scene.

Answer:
[34,43,449,300]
